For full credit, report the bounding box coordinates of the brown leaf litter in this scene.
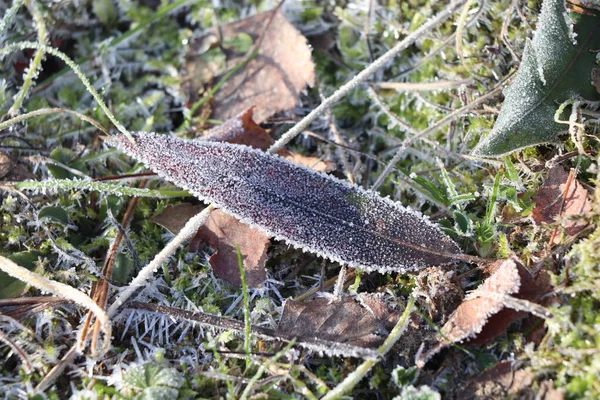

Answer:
[416,256,547,367]
[278,293,399,349]
[531,165,591,246]
[183,8,315,123]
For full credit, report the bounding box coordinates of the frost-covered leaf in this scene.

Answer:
[416,256,546,367]
[183,9,315,123]
[472,0,600,156]
[130,302,379,359]
[106,133,461,273]
[123,363,184,400]
[190,209,269,287]
[531,165,592,245]
[278,294,399,348]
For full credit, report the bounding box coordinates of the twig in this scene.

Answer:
[0,256,111,357]
[0,41,133,141]
[267,0,469,154]
[106,206,213,317]
[373,79,474,91]
[371,86,503,190]
[0,107,108,134]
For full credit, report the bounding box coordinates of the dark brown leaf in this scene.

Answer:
[0,153,35,181]
[201,108,274,150]
[277,294,399,348]
[531,165,592,245]
[416,256,545,367]
[107,133,461,273]
[190,209,269,287]
[183,9,315,123]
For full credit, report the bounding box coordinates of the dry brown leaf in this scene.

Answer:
[201,107,274,150]
[456,361,565,400]
[190,209,269,287]
[277,294,399,349]
[531,165,592,246]
[150,203,203,235]
[202,108,335,171]
[0,153,35,181]
[416,256,546,367]
[183,8,314,123]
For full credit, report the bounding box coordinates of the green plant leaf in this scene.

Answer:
[38,206,69,225]
[472,0,600,157]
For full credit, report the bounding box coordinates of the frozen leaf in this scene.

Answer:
[130,302,379,359]
[190,209,269,287]
[472,0,600,156]
[183,9,315,123]
[531,165,591,245]
[106,133,461,273]
[416,256,545,367]
[124,363,184,400]
[150,203,203,235]
[277,294,399,348]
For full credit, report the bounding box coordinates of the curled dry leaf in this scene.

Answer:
[183,9,315,123]
[106,133,461,273]
[201,108,335,172]
[416,256,545,367]
[190,209,269,287]
[532,165,592,246]
[278,294,399,349]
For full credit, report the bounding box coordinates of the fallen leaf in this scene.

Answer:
[189,209,269,287]
[455,361,536,399]
[277,294,399,349]
[201,108,335,171]
[0,152,35,181]
[456,361,565,400]
[107,133,461,273]
[416,256,545,367]
[150,203,203,235]
[531,165,592,246]
[201,107,274,150]
[183,8,315,123]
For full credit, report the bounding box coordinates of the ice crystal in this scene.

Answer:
[106,133,461,273]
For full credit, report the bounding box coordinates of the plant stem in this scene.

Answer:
[239,340,296,400]
[0,256,112,357]
[0,107,108,134]
[8,0,47,116]
[267,0,469,154]
[237,246,252,369]
[321,295,416,399]
[106,206,213,317]
[0,41,133,142]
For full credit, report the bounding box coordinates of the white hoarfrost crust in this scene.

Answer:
[106,133,461,273]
